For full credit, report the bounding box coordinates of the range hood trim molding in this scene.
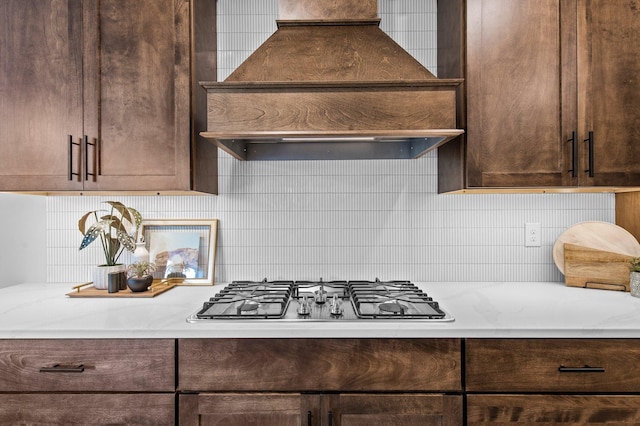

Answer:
[202,135,461,161]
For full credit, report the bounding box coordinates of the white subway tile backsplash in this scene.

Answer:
[44,0,616,285]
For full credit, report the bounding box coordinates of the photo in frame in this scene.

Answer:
[141,219,218,285]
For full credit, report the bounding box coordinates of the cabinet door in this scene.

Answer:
[0,393,174,425]
[0,0,84,191]
[179,393,320,426]
[577,0,640,186]
[465,0,577,188]
[82,0,191,191]
[467,395,640,425]
[330,394,462,426]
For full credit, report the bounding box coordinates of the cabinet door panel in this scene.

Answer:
[83,0,191,191]
[0,393,174,425]
[578,0,640,186]
[0,0,83,191]
[336,394,462,426]
[179,393,317,426]
[468,394,640,425]
[466,0,572,187]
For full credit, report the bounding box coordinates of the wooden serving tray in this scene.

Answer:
[66,278,182,298]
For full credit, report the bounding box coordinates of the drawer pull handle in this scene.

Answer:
[39,364,85,373]
[558,364,604,373]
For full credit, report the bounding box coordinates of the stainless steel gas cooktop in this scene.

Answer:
[187,279,454,322]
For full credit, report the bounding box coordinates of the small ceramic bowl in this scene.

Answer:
[127,276,153,292]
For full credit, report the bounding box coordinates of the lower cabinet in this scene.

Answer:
[467,394,640,425]
[0,339,175,425]
[177,338,463,426]
[466,338,640,425]
[0,393,175,425]
[180,392,462,426]
[7,336,640,424]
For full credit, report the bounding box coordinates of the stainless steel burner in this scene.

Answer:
[378,300,407,314]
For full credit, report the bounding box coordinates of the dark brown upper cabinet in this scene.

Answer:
[437,0,640,192]
[0,0,217,194]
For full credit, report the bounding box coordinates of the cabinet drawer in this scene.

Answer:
[0,339,175,392]
[467,394,640,425]
[0,393,174,425]
[466,339,640,392]
[179,338,462,392]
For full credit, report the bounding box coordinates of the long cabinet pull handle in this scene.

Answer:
[558,364,605,373]
[39,363,85,373]
[567,131,578,177]
[68,135,81,181]
[584,131,594,177]
[307,410,312,426]
[327,410,333,426]
[84,135,96,181]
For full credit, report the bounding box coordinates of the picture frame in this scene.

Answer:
[140,219,218,285]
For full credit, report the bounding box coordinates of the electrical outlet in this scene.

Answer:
[525,222,541,247]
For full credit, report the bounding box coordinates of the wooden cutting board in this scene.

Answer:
[553,221,640,274]
[563,243,633,291]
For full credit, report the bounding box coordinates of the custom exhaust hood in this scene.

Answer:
[200,0,463,161]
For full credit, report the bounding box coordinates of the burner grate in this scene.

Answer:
[189,279,452,321]
[348,280,447,319]
[195,280,294,319]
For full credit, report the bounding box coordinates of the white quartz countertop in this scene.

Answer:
[1,281,639,339]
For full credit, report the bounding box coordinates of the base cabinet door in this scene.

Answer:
[467,395,640,425]
[328,393,462,426]
[179,392,462,426]
[179,393,317,426]
[0,393,174,425]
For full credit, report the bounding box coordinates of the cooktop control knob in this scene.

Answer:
[315,283,327,304]
[330,294,343,316]
[297,296,311,316]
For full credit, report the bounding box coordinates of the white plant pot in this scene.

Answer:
[630,272,640,297]
[92,264,126,290]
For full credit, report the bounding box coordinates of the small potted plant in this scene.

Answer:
[630,257,640,297]
[78,201,142,289]
[126,261,157,292]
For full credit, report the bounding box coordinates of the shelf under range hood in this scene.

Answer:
[201,0,463,161]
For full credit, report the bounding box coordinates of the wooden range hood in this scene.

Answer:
[201,0,463,161]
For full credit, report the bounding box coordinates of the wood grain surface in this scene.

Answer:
[467,394,640,425]
[178,338,462,392]
[0,393,174,425]
[553,221,640,273]
[563,243,632,291]
[0,339,175,392]
[466,339,640,393]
